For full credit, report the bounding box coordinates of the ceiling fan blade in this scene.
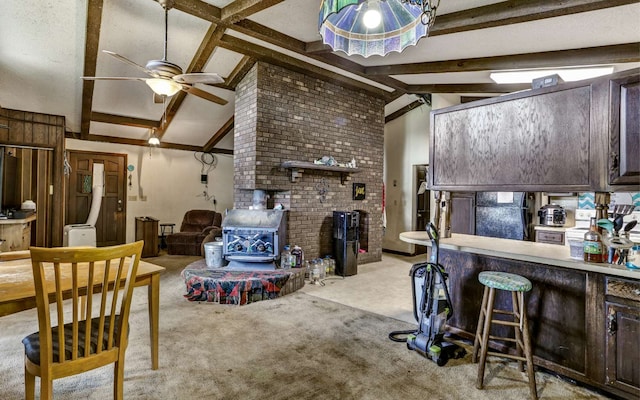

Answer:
[81,76,146,81]
[181,85,228,105]
[102,50,157,77]
[173,73,224,85]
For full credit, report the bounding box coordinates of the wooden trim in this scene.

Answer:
[385,100,427,124]
[90,112,159,129]
[203,117,233,153]
[365,43,640,76]
[221,0,284,22]
[431,0,639,36]
[407,83,530,94]
[81,0,104,138]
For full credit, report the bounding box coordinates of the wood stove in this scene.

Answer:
[221,209,287,270]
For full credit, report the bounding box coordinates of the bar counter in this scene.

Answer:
[399,231,639,280]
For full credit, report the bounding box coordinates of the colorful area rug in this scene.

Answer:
[181,260,300,305]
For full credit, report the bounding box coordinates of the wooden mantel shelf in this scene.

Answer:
[281,161,361,184]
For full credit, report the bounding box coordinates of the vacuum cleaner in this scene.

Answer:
[390,222,466,366]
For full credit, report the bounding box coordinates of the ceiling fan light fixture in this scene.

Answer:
[145,78,182,97]
[148,130,161,146]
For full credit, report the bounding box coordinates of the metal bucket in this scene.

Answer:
[204,241,224,268]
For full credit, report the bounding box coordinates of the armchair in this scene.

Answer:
[166,210,222,256]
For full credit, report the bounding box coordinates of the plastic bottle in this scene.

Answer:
[583,217,604,263]
[291,245,304,268]
[280,245,291,269]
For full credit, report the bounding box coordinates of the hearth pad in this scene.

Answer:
[181,259,305,305]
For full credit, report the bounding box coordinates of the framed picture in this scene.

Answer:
[352,183,365,200]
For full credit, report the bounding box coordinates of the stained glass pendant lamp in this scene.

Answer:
[319,0,440,58]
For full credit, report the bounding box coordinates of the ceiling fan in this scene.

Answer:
[82,0,227,105]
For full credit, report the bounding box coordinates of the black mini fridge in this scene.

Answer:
[333,211,359,276]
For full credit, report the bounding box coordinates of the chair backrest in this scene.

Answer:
[180,210,219,232]
[28,241,144,368]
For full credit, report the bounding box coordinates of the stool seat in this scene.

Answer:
[478,271,532,292]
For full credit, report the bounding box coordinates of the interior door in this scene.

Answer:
[66,151,126,246]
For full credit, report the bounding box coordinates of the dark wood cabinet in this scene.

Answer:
[608,73,640,186]
[135,217,159,257]
[428,68,640,193]
[604,278,640,398]
[429,84,592,192]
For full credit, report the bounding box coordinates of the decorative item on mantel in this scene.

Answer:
[319,0,440,58]
[282,157,361,185]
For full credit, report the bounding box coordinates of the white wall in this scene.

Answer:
[383,104,431,253]
[65,137,235,243]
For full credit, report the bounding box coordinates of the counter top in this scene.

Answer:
[0,214,36,225]
[533,225,572,232]
[399,231,639,280]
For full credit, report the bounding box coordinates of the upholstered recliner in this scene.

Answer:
[166,210,222,256]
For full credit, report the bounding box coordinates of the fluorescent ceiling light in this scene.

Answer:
[490,66,615,84]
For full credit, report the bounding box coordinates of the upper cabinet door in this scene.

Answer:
[429,84,592,192]
[609,74,640,186]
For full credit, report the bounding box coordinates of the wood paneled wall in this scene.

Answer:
[0,108,65,246]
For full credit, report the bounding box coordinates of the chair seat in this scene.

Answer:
[478,271,532,292]
[22,316,122,365]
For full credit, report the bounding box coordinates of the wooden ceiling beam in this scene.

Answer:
[385,100,427,124]
[64,131,234,153]
[80,0,104,139]
[203,116,234,153]
[172,0,221,22]
[221,0,284,23]
[366,43,640,76]
[90,112,159,129]
[407,83,530,94]
[225,55,256,89]
[217,35,391,98]
[431,0,640,36]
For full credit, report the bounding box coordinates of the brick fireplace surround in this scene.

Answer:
[233,62,385,264]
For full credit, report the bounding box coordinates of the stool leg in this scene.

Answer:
[476,287,496,390]
[512,290,524,372]
[472,285,490,363]
[520,292,537,400]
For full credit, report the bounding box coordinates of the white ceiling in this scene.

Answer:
[1,0,639,148]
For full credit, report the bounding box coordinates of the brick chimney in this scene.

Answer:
[233,62,385,264]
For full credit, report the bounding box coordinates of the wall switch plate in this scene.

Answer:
[140,195,147,201]
[128,196,137,201]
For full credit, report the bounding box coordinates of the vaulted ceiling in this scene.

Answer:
[2,0,639,154]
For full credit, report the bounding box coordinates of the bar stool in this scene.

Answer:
[472,271,537,400]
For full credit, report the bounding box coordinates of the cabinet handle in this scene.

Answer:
[607,309,617,336]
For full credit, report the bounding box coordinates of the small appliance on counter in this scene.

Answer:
[538,204,567,227]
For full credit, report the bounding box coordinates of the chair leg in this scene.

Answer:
[520,294,538,400]
[476,287,496,390]
[512,291,524,372]
[24,367,35,400]
[114,360,125,400]
[40,376,53,400]
[472,285,490,363]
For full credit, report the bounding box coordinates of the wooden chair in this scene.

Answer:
[22,241,144,400]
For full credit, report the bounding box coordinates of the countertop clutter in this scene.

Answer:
[399,231,639,280]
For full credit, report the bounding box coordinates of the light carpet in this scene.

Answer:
[0,253,611,399]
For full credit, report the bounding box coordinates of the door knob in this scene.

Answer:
[117,199,123,212]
